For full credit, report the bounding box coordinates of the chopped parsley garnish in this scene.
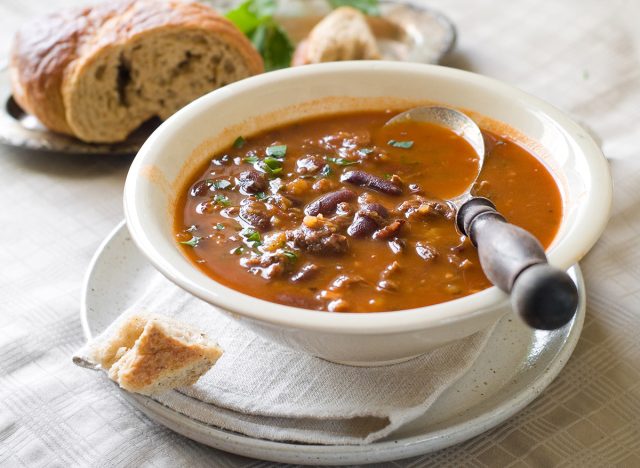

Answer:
[233,136,246,149]
[212,194,231,206]
[282,250,298,262]
[262,156,283,175]
[255,191,268,200]
[388,140,414,149]
[319,165,333,177]
[214,223,225,230]
[231,246,244,255]
[240,228,262,247]
[266,144,287,158]
[358,148,374,156]
[327,157,358,166]
[211,179,232,190]
[383,173,392,180]
[244,155,259,164]
[179,236,201,247]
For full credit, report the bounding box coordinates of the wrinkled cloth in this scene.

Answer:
[73,272,493,445]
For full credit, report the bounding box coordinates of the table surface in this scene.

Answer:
[1,0,640,466]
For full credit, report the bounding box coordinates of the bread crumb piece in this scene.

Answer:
[91,314,222,396]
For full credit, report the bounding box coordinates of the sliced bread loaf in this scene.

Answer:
[11,0,263,143]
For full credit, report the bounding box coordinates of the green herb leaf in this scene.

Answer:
[224,0,272,34]
[248,0,277,17]
[266,144,287,158]
[319,165,333,177]
[240,227,262,247]
[357,147,374,156]
[213,194,231,206]
[263,156,282,168]
[233,136,246,149]
[388,140,414,149]
[214,223,225,230]
[179,236,201,247]
[383,173,392,180]
[255,191,268,200]
[251,22,294,71]
[225,1,293,71]
[225,5,261,35]
[231,246,245,255]
[244,155,259,164]
[282,250,298,262]
[213,179,232,190]
[328,157,359,166]
[327,0,380,15]
[262,156,283,175]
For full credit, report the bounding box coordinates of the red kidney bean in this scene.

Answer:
[347,216,377,238]
[340,170,402,195]
[238,170,267,194]
[366,203,389,218]
[373,219,405,240]
[190,179,212,197]
[304,189,356,216]
[239,201,271,231]
[388,238,406,254]
[291,263,320,282]
[347,203,389,238]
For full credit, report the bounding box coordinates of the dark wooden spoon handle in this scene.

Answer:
[457,197,578,330]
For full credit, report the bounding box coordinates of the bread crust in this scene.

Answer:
[11,0,263,141]
[89,313,223,395]
[108,318,223,394]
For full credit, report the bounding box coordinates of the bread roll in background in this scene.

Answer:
[10,0,263,143]
[292,6,380,66]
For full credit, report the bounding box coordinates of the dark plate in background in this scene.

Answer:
[0,1,455,155]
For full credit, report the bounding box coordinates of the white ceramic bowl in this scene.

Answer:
[123,62,611,365]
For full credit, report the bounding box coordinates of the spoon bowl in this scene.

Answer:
[385,106,579,330]
[385,106,484,206]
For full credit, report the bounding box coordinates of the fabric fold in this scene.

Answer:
[74,271,494,445]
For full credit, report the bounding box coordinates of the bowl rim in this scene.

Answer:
[124,61,611,335]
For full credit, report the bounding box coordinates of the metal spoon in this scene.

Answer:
[386,106,578,330]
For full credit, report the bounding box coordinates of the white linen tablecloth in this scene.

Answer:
[1,0,639,466]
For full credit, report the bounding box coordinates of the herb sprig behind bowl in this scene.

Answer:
[223,0,379,71]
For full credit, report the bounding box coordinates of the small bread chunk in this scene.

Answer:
[92,314,222,396]
[293,7,380,65]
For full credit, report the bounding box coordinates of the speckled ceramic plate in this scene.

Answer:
[80,221,585,465]
[0,0,455,155]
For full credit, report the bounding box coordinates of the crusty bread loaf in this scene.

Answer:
[292,7,380,66]
[91,314,223,396]
[10,0,263,143]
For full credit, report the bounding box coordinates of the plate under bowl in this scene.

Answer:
[81,221,585,465]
